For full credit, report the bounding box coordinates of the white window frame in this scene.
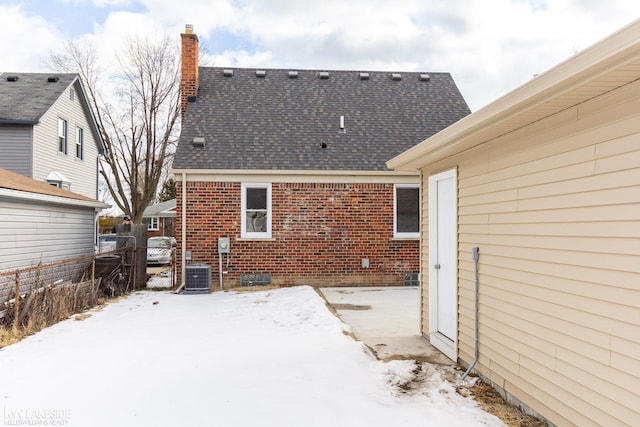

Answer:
[393,184,420,239]
[47,180,71,191]
[75,127,84,160]
[241,183,272,239]
[144,217,159,231]
[58,118,67,154]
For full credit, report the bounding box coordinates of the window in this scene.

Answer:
[75,127,84,160]
[47,180,71,191]
[394,185,419,238]
[46,171,71,191]
[241,183,272,238]
[143,217,159,231]
[58,118,67,154]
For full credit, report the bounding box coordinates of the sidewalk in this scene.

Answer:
[319,286,453,365]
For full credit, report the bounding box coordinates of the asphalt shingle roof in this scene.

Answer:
[0,73,79,124]
[174,67,470,171]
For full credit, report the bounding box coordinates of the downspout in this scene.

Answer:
[95,152,103,245]
[462,247,480,380]
[181,171,187,287]
[94,209,101,247]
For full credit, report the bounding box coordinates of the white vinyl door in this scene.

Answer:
[428,169,458,360]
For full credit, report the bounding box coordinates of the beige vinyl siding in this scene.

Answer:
[420,79,640,426]
[32,81,99,199]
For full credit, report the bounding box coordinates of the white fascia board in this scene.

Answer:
[0,188,110,210]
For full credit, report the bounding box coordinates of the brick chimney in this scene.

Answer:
[181,24,199,120]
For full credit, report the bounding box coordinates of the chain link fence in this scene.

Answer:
[0,247,135,333]
[146,251,177,289]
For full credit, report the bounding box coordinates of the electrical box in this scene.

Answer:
[218,237,230,254]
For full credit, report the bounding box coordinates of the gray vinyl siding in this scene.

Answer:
[32,81,99,199]
[0,197,96,272]
[0,125,33,177]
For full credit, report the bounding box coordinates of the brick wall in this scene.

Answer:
[180,30,198,119]
[176,181,419,288]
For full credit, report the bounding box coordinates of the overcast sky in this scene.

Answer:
[1,0,639,111]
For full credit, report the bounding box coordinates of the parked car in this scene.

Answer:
[147,236,173,265]
[97,234,118,253]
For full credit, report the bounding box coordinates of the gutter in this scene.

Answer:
[0,188,110,209]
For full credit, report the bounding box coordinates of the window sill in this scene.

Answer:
[392,236,420,241]
[237,238,276,242]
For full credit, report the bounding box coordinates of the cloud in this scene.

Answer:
[0,5,65,71]
[1,0,639,110]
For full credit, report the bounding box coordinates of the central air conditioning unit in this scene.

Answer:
[184,264,211,294]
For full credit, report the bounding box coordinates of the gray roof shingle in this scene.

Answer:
[174,67,470,171]
[0,73,79,124]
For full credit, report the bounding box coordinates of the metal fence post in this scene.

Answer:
[13,272,20,330]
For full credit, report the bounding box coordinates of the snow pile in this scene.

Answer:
[0,286,504,427]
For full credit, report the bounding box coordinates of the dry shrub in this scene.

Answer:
[0,279,101,348]
[0,327,25,348]
[468,379,547,427]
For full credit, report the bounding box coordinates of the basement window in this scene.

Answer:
[241,183,272,239]
[394,184,419,238]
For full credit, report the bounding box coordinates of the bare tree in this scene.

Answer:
[49,35,181,223]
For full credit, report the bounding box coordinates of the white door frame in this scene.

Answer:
[428,168,458,361]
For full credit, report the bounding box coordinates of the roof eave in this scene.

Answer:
[172,168,419,176]
[0,119,39,125]
[387,18,640,171]
[72,78,107,154]
[0,187,110,210]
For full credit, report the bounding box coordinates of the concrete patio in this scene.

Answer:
[318,286,453,365]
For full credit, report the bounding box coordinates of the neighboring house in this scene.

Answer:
[0,167,109,272]
[173,26,470,288]
[0,72,105,199]
[388,20,640,427]
[142,199,176,238]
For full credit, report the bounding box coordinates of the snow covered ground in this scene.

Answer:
[0,286,505,427]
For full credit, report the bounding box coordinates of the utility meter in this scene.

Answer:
[218,237,230,254]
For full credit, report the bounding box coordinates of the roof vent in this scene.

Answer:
[255,70,266,78]
[223,69,233,77]
[187,95,197,103]
[47,76,59,83]
[359,72,369,80]
[6,75,19,82]
[419,74,431,81]
[192,137,205,147]
[288,70,298,78]
[391,73,402,81]
[318,71,330,79]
